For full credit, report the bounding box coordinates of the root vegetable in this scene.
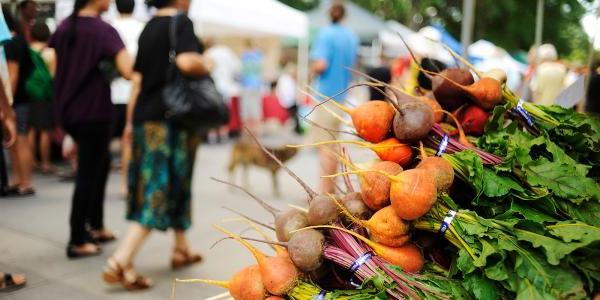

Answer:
[329,100,396,143]
[416,144,454,192]
[432,68,474,111]
[451,105,489,136]
[482,68,507,84]
[392,101,435,143]
[340,192,372,220]
[176,264,267,300]
[287,229,326,272]
[214,225,300,296]
[288,138,413,167]
[308,194,340,226]
[358,161,403,211]
[326,168,438,220]
[333,196,410,247]
[212,178,308,243]
[302,225,424,273]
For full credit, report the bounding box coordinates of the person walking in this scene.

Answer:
[240,40,264,131]
[4,7,35,196]
[27,22,56,175]
[0,5,23,289]
[309,2,358,194]
[102,0,207,290]
[49,0,133,258]
[17,0,38,43]
[530,43,567,106]
[110,0,144,196]
[204,38,241,142]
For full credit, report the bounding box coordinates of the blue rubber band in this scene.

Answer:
[349,252,374,273]
[436,134,449,157]
[315,290,327,300]
[438,210,457,234]
[514,99,534,127]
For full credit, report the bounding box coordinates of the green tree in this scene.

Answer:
[278,0,593,60]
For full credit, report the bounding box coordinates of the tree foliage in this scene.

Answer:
[278,0,593,60]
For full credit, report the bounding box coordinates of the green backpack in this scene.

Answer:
[25,48,53,102]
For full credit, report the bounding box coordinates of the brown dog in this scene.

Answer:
[227,137,298,197]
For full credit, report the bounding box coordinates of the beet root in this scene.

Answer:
[308,194,339,226]
[287,229,325,272]
[416,157,454,192]
[432,68,474,111]
[229,265,268,300]
[359,161,403,211]
[392,101,435,143]
[340,192,372,220]
[275,209,309,242]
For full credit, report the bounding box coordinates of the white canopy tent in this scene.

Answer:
[189,0,308,39]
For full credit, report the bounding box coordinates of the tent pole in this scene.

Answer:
[297,37,309,106]
[534,0,544,49]
[460,0,476,57]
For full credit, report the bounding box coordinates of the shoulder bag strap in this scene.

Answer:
[168,13,181,64]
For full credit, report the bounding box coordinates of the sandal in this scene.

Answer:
[171,248,203,270]
[0,273,26,292]
[89,229,117,244]
[102,258,153,290]
[14,187,35,197]
[66,243,102,259]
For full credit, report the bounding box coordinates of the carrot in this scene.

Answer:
[416,143,454,192]
[175,264,267,300]
[328,100,396,143]
[288,138,413,167]
[214,225,300,296]
[332,195,410,247]
[301,225,424,273]
[326,168,437,221]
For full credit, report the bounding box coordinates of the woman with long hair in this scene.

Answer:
[102,0,207,290]
[49,0,133,258]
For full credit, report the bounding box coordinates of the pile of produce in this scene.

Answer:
[176,49,600,299]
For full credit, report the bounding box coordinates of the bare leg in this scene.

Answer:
[39,131,52,172]
[111,223,152,266]
[173,230,189,251]
[171,230,202,269]
[27,129,37,170]
[121,141,131,197]
[8,145,21,187]
[317,145,337,194]
[16,134,33,189]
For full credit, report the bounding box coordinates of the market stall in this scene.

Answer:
[174,45,600,300]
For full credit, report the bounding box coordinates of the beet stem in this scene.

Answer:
[222,206,276,231]
[211,177,279,217]
[244,128,318,200]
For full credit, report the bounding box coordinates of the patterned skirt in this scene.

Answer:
[126,122,200,231]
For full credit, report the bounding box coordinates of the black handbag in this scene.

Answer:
[163,14,229,130]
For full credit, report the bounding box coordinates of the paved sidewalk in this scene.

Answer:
[0,142,335,300]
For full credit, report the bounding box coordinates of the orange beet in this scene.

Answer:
[371,138,414,167]
[229,265,268,300]
[417,157,454,192]
[461,77,503,110]
[358,161,403,211]
[214,225,299,296]
[305,225,424,273]
[175,265,267,300]
[331,100,395,143]
[334,196,410,247]
[390,169,438,220]
[288,138,413,167]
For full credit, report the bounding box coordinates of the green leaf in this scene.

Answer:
[523,157,600,204]
[463,272,503,300]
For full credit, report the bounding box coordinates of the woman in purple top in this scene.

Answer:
[49,0,133,258]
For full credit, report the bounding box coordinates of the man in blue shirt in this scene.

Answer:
[309,2,358,193]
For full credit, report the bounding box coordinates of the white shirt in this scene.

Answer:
[110,16,144,104]
[205,45,242,99]
[276,73,296,108]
